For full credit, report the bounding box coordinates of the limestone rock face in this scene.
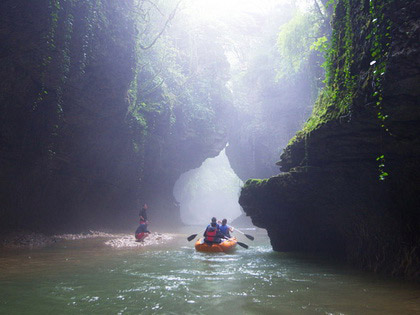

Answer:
[0,0,139,231]
[0,0,230,232]
[240,0,420,279]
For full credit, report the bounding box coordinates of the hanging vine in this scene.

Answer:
[367,0,393,180]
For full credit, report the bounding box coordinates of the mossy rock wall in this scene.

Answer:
[240,0,420,279]
[0,0,230,232]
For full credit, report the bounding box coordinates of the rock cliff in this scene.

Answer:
[0,0,230,232]
[240,0,420,279]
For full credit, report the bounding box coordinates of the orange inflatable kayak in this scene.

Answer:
[195,237,237,253]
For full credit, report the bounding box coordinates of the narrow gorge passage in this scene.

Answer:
[1,0,419,313]
[173,148,243,225]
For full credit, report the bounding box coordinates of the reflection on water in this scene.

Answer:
[0,228,419,314]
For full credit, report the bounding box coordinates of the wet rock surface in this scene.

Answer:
[1,231,57,249]
[53,230,116,241]
[105,232,174,248]
[1,230,173,249]
[240,0,420,279]
[0,0,231,232]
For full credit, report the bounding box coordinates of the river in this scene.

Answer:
[0,227,419,314]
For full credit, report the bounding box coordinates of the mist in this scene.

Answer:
[0,0,327,231]
[2,1,419,311]
[173,148,243,225]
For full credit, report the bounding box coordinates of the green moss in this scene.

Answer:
[286,0,393,180]
[287,0,359,145]
[244,178,269,188]
[288,0,394,150]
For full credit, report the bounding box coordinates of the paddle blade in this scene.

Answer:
[245,234,255,241]
[187,234,198,242]
[237,241,249,249]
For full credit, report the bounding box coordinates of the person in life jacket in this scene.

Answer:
[203,217,222,244]
[219,218,234,238]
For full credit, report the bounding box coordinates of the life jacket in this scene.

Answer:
[219,225,230,237]
[205,226,218,242]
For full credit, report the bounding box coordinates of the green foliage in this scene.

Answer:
[376,155,389,181]
[368,0,393,180]
[296,88,335,137]
[300,0,391,138]
[368,0,392,130]
[276,12,321,80]
[287,0,393,180]
[125,0,233,179]
[310,36,328,52]
[288,0,357,141]
[326,0,336,8]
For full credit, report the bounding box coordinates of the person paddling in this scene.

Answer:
[203,217,222,245]
[135,202,150,241]
[219,218,234,238]
[139,203,151,230]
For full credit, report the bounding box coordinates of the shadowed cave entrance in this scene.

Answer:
[173,148,243,225]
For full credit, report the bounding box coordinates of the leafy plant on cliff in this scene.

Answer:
[276,11,322,81]
[126,0,232,178]
[368,0,393,180]
[304,0,355,131]
[288,0,393,180]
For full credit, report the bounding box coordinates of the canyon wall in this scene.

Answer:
[0,0,230,232]
[240,0,420,279]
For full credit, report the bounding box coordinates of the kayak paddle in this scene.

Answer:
[236,241,249,249]
[223,236,249,249]
[187,234,198,241]
[232,227,255,241]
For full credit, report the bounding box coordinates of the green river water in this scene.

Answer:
[0,227,419,314]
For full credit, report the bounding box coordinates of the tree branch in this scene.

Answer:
[138,0,182,50]
[313,0,325,19]
[144,0,165,16]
